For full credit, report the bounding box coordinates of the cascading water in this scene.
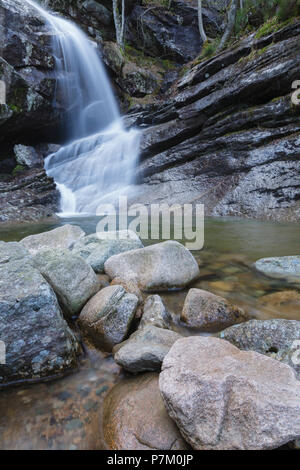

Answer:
[26,0,140,215]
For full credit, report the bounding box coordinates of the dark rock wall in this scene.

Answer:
[128,22,300,222]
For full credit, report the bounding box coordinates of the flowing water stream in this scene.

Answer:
[26,0,140,215]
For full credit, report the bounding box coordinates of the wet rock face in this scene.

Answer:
[126,2,223,64]
[159,336,300,450]
[0,0,61,142]
[130,22,300,222]
[0,241,80,386]
[0,168,60,224]
[219,319,300,379]
[103,373,189,450]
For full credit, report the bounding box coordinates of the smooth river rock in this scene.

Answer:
[104,241,200,292]
[103,373,189,450]
[0,242,80,386]
[139,295,169,329]
[181,288,248,332]
[33,249,99,318]
[113,325,181,373]
[78,285,138,352]
[20,224,85,255]
[255,256,300,281]
[71,230,143,273]
[159,336,300,450]
[219,319,300,379]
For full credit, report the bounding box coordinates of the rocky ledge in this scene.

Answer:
[0,168,59,224]
[128,21,300,222]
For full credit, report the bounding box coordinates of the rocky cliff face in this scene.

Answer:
[0,0,61,142]
[0,0,61,223]
[128,22,300,222]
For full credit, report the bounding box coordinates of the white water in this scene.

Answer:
[25,0,140,215]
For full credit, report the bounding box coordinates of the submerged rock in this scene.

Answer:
[78,285,138,352]
[103,373,189,450]
[219,319,300,379]
[257,290,300,320]
[21,224,85,255]
[33,249,99,318]
[181,288,248,332]
[114,325,181,374]
[255,256,300,281]
[71,230,143,273]
[104,241,200,292]
[159,336,300,450]
[0,241,80,386]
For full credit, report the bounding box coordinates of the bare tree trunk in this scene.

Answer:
[217,0,238,52]
[198,0,207,43]
[113,0,125,50]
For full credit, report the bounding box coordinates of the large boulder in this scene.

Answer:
[78,285,138,352]
[103,373,189,450]
[159,336,300,450]
[255,256,300,281]
[21,224,85,255]
[114,325,181,374]
[104,241,200,292]
[71,230,143,274]
[117,63,159,98]
[219,319,300,379]
[181,288,248,332]
[14,144,43,169]
[0,241,80,386]
[33,249,99,318]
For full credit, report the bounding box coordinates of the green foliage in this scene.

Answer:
[277,0,300,20]
[235,0,299,37]
[193,39,219,65]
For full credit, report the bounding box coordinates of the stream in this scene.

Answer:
[0,216,299,450]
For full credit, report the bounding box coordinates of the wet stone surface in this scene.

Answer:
[0,349,121,450]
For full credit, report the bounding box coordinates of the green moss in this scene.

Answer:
[193,38,220,66]
[9,104,22,113]
[12,165,25,175]
[255,17,278,38]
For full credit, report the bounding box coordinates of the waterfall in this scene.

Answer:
[25,0,140,215]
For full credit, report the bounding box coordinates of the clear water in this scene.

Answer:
[25,0,140,215]
[0,216,299,449]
